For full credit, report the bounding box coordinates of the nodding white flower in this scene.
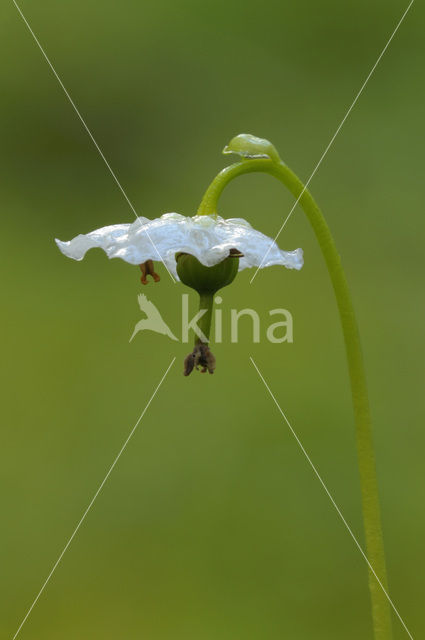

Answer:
[55,212,303,280]
[56,211,303,376]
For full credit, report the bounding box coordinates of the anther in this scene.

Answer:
[139,260,161,285]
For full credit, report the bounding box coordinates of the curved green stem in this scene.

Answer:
[198,159,393,640]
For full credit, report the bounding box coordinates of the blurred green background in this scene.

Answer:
[1,0,423,638]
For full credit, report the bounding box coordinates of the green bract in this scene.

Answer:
[223,133,281,164]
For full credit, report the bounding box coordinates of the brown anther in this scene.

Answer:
[229,248,244,258]
[183,352,196,377]
[139,260,160,285]
[183,343,216,376]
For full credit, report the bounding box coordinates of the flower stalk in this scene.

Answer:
[197,136,393,639]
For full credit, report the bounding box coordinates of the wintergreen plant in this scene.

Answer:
[56,133,392,637]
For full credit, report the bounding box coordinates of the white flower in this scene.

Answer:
[55,212,303,279]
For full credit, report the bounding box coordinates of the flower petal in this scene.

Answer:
[56,214,303,278]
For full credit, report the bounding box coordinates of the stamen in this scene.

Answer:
[229,248,244,258]
[183,352,196,377]
[139,260,161,285]
[183,344,216,376]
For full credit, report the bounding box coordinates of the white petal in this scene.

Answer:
[56,214,303,278]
